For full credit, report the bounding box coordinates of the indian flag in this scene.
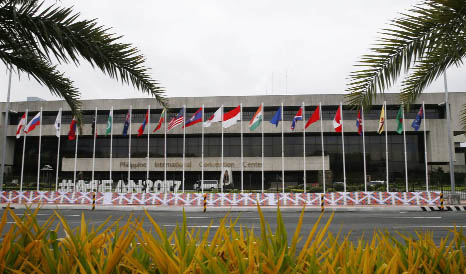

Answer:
[105,109,113,136]
[249,104,263,131]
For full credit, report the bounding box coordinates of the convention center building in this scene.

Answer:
[1,93,465,193]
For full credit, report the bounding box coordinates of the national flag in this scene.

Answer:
[249,105,262,131]
[291,107,303,130]
[105,109,113,136]
[122,111,130,136]
[203,107,222,127]
[305,106,320,129]
[184,107,203,128]
[68,117,77,140]
[167,109,184,131]
[16,113,26,139]
[333,106,342,132]
[377,105,385,135]
[396,106,403,134]
[223,105,241,128]
[91,118,98,138]
[356,109,363,136]
[54,109,61,138]
[153,109,165,133]
[411,106,423,131]
[270,106,282,127]
[137,109,149,137]
[24,112,41,134]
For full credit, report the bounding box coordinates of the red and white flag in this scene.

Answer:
[305,106,320,129]
[203,107,222,127]
[16,113,26,139]
[223,105,241,128]
[333,106,342,132]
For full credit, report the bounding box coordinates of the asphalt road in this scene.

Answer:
[1,208,465,247]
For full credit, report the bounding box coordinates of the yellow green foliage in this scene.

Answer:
[0,206,465,273]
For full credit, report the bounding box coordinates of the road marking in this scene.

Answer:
[186,217,211,219]
[395,226,466,228]
[163,225,220,228]
[389,217,442,219]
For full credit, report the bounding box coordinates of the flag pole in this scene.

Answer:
[164,108,167,190]
[221,104,224,193]
[36,107,43,191]
[402,104,408,192]
[320,103,325,193]
[362,106,367,192]
[55,108,62,191]
[423,101,429,191]
[128,105,132,186]
[341,102,346,193]
[201,105,204,193]
[147,105,150,182]
[73,123,78,189]
[20,109,28,192]
[281,102,284,193]
[91,107,97,189]
[261,102,264,193]
[0,65,12,191]
[240,103,243,193]
[109,107,113,184]
[384,101,389,192]
[182,105,186,193]
[303,102,306,193]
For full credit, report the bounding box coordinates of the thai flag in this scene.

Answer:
[184,107,203,128]
[68,117,77,140]
[137,110,149,137]
[356,109,363,135]
[291,107,303,130]
[16,113,26,139]
[24,112,41,133]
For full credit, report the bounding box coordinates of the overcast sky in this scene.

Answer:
[1,0,466,102]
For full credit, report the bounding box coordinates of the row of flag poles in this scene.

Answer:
[14,102,429,193]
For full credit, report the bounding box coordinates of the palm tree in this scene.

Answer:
[346,0,466,128]
[0,0,165,123]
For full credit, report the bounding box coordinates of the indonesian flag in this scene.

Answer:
[223,105,241,128]
[333,106,342,132]
[203,107,222,127]
[16,113,26,139]
[68,117,77,140]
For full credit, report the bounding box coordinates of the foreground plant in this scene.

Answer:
[0,206,465,273]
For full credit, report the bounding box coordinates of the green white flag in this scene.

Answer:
[396,106,403,134]
[249,105,262,131]
[105,109,113,136]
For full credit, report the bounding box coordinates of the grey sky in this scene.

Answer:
[1,0,465,103]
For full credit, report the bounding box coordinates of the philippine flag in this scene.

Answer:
[16,113,26,139]
[68,117,77,140]
[24,112,41,134]
[184,107,203,128]
[291,107,303,130]
[137,109,149,137]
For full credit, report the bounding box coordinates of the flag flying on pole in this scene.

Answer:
[249,105,262,131]
[105,109,113,136]
[305,106,320,129]
[16,113,26,139]
[122,111,130,136]
[137,109,149,137]
[153,109,165,133]
[333,106,342,132]
[203,107,222,127]
[91,118,98,138]
[396,106,403,134]
[270,106,282,127]
[411,106,423,131]
[167,109,184,131]
[24,112,41,134]
[223,105,241,128]
[184,107,203,128]
[377,105,385,134]
[356,109,363,135]
[291,107,303,130]
[68,117,77,140]
[54,109,61,137]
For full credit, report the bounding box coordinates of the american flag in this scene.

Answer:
[167,109,184,131]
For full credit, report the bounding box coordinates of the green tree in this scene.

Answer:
[0,0,165,122]
[346,0,466,129]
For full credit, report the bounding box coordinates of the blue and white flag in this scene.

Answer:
[122,111,130,136]
[270,106,282,127]
[411,106,423,131]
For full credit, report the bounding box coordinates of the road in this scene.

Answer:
[1,208,465,247]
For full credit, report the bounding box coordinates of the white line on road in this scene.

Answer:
[163,225,220,228]
[395,226,466,228]
[388,217,442,219]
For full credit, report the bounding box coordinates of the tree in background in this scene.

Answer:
[346,0,466,129]
[0,0,165,122]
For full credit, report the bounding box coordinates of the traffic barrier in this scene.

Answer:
[92,192,96,210]
[203,193,207,213]
[440,193,444,211]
